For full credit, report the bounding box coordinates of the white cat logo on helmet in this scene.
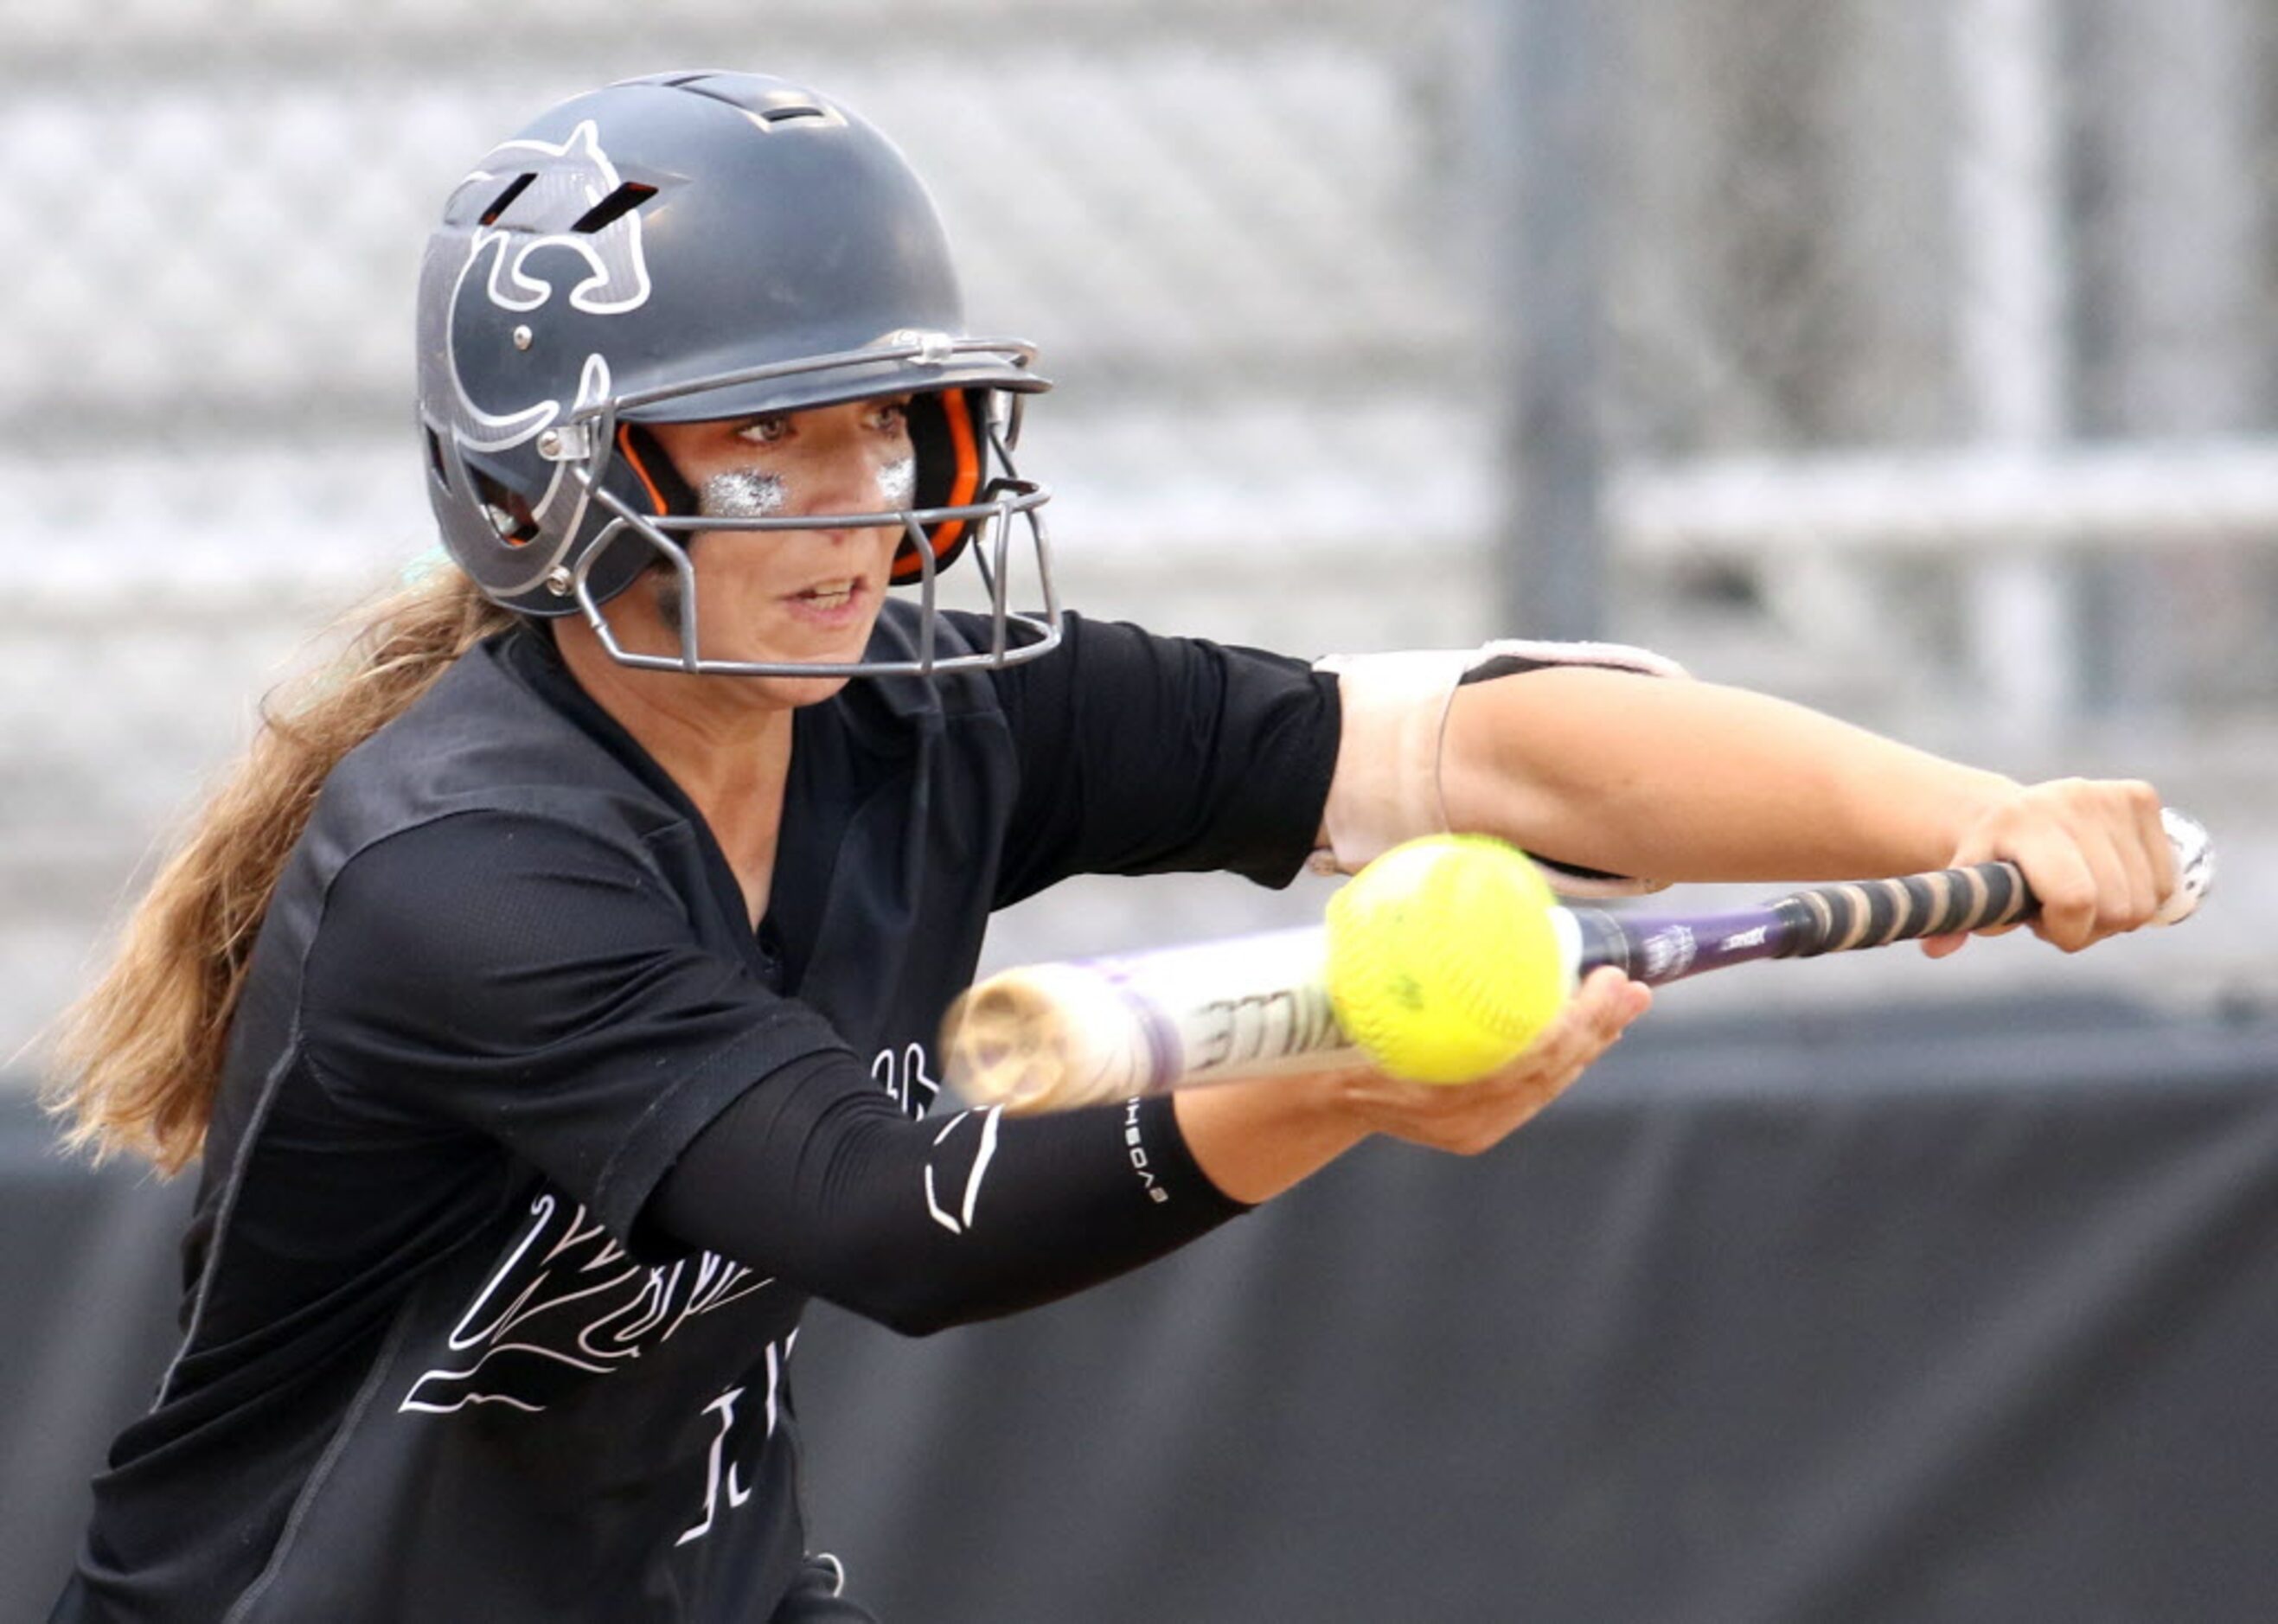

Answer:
[431,121,656,569]
[460,121,655,318]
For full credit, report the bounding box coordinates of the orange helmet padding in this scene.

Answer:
[892,387,984,585]
[616,423,684,516]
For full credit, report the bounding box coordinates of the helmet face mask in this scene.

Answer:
[415,72,1059,676]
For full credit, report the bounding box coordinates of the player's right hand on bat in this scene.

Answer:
[1922,777,2176,958]
[1330,968,1651,1156]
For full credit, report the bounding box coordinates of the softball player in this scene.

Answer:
[48,73,2177,1621]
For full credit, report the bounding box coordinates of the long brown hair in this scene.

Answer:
[43,564,518,1174]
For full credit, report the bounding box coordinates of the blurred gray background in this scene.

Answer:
[6,0,2274,1076]
[10,5,2278,1620]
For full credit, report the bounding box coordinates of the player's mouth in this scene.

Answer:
[782,576,871,626]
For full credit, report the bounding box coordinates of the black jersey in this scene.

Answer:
[61,606,1340,1621]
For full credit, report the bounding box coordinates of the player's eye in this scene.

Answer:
[733,414,791,446]
[870,398,912,432]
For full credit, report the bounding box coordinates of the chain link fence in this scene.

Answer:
[8,0,2275,1070]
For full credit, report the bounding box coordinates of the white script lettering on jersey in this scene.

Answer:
[871,1040,942,1117]
[676,1337,790,1549]
[400,1192,774,1415]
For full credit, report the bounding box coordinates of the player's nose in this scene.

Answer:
[803,448,902,534]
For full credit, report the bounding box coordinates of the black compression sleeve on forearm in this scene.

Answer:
[645,1053,1250,1335]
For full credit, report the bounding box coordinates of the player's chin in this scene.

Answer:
[738,599,886,693]
[745,670,855,711]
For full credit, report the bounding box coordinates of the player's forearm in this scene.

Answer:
[649,1055,1246,1337]
[1173,1071,1373,1205]
[1437,668,2016,883]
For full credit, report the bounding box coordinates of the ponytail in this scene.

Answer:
[44,566,518,1173]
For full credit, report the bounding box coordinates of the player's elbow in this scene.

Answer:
[823,1250,1051,1339]
[834,1280,980,1339]
[878,1303,963,1339]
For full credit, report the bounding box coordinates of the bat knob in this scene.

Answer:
[2153,808,2214,926]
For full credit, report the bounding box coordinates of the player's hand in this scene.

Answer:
[1921,777,2173,957]
[1332,968,1650,1155]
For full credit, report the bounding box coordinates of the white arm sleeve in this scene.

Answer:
[1310,637,1690,895]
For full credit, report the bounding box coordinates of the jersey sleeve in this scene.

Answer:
[986,612,1342,904]
[299,809,852,1243]
[649,1056,1247,1336]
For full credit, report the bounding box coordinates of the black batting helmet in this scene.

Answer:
[413,71,1058,675]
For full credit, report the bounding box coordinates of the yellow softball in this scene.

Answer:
[1323,834,1572,1084]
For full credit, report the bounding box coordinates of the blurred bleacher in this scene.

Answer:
[8,0,2276,1077]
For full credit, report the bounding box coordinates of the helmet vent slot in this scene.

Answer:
[572,182,657,234]
[470,467,541,547]
[663,75,841,125]
[479,173,536,227]
[425,426,451,490]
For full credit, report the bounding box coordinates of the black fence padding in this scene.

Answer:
[10,994,2278,1624]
